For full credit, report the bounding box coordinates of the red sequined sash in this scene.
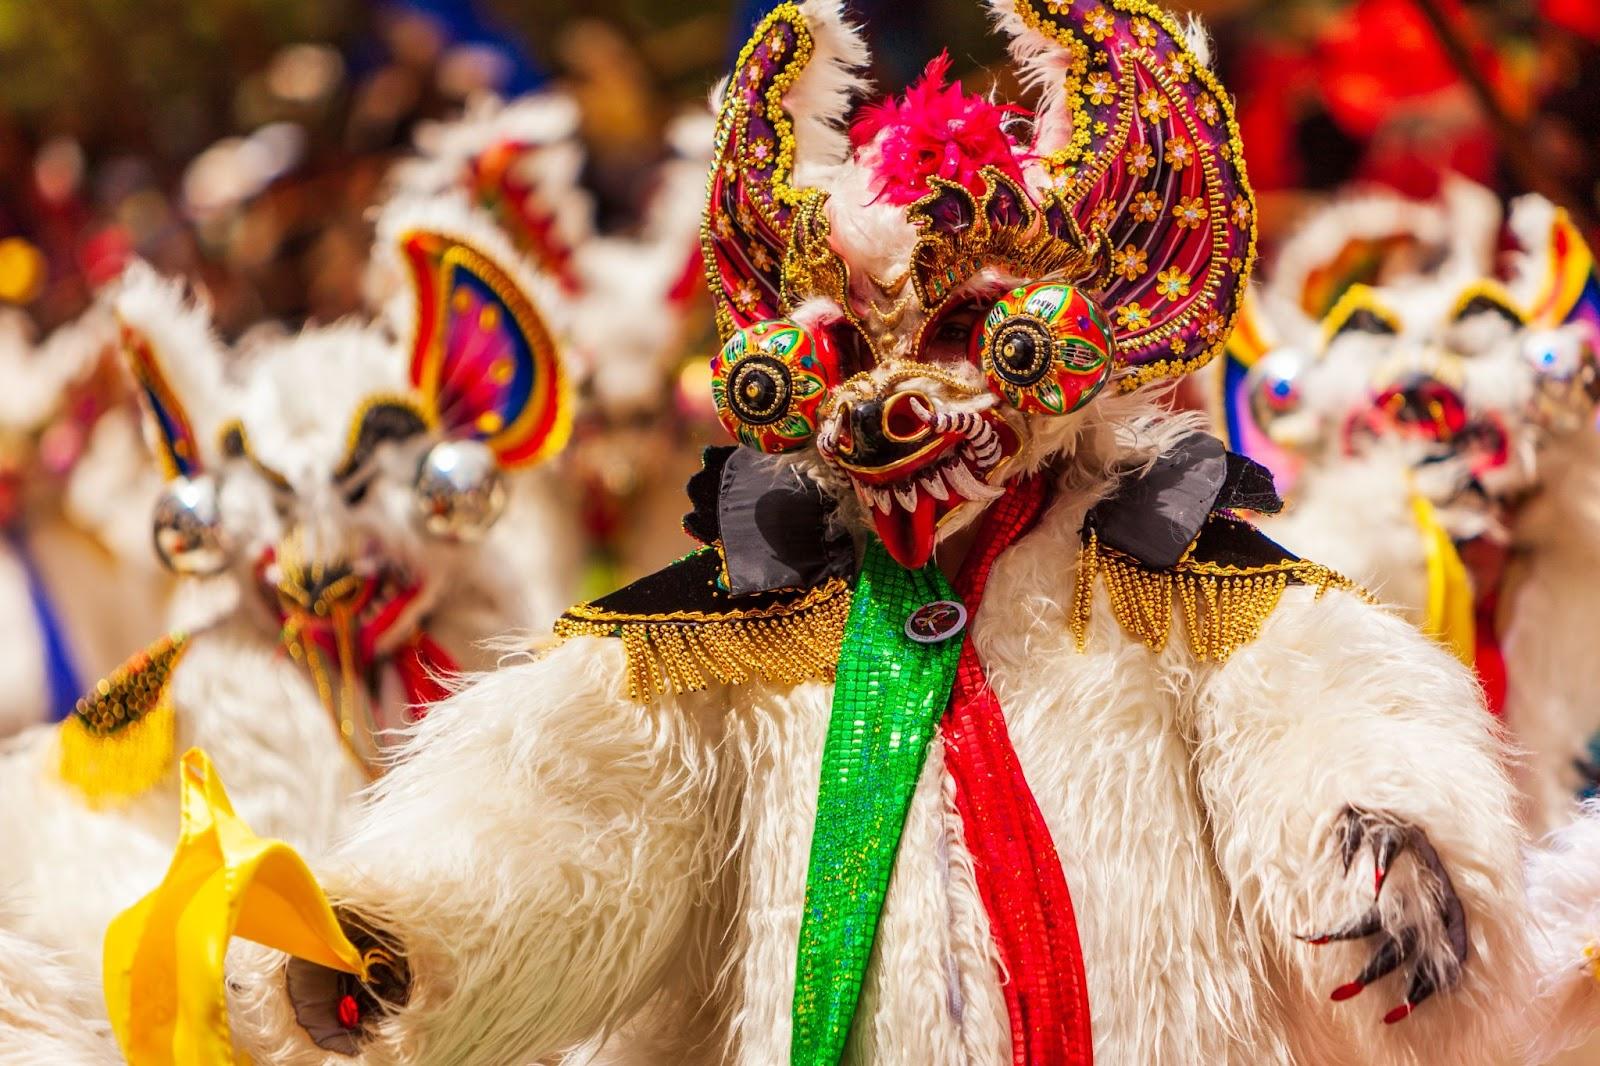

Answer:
[943,475,1094,1065]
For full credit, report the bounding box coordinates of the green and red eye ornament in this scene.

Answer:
[710,319,839,453]
[975,282,1115,415]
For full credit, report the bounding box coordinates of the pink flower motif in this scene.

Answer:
[850,52,1031,206]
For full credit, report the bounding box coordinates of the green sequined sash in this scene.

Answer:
[789,539,964,1064]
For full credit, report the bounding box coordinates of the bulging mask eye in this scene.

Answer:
[710,319,839,452]
[414,438,508,542]
[976,283,1115,415]
[1244,347,1312,444]
[152,474,232,575]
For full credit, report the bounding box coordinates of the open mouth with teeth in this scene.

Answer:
[825,397,1022,569]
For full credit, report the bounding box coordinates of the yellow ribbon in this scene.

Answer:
[1410,493,1475,667]
[104,748,368,1066]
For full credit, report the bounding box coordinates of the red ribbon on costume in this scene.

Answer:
[394,631,459,720]
[941,474,1094,1065]
[1459,537,1508,718]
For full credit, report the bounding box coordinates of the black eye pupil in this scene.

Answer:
[1003,334,1034,368]
[989,320,1052,386]
[728,355,792,425]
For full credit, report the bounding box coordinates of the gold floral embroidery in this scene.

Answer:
[1230,195,1253,228]
[1131,191,1161,222]
[1156,266,1191,300]
[1174,196,1208,229]
[1087,71,1117,105]
[1137,88,1170,122]
[1113,244,1149,281]
[1124,143,1156,177]
[1116,302,1151,330]
[1164,138,1194,169]
[1083,5,1115,40]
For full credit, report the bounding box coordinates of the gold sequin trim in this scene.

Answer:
[1071,528,1366,662]
[554,578,852,703]
[56,632,188,806]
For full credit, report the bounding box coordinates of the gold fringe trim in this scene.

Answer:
[1071,531,1365,663]
[56,633,188,806]
[554,579,853,703]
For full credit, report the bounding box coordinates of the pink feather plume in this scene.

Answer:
[850,52,1031,206]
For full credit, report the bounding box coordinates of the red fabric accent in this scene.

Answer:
[336,993,361,1030]
[394,632,459,721]
[1473,589,1508,718]
[940,475,1094,1066]
[1459,537,1509,718]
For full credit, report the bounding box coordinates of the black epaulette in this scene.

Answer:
[555,447,854,702]
[1071,433,1363,662]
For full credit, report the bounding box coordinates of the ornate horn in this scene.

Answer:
[994,0,1256,388]
[702,1,868,342]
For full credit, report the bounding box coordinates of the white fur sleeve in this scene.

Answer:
[229,637,720,1066]
[1189,587,1542,1061]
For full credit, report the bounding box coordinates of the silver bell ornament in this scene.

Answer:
[414,438,507,542]
[152,475,232,575]
[1521,327,1600,436]
[1244,347,1317,449]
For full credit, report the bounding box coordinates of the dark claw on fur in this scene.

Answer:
[1339,809,1364,874]
[1330,930,1417,1004]
[1298,907,1384,945]
[1383,964,1444,1024]
[1319,809,1470,1021]
[1370,826,1408,898]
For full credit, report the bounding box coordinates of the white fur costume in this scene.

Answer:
[0,197,584,999]
[0,306,170,736]
[212,3,1597,1064]
[1227,188,1600,839]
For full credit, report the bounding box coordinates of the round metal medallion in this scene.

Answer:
[904,599,968,644]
